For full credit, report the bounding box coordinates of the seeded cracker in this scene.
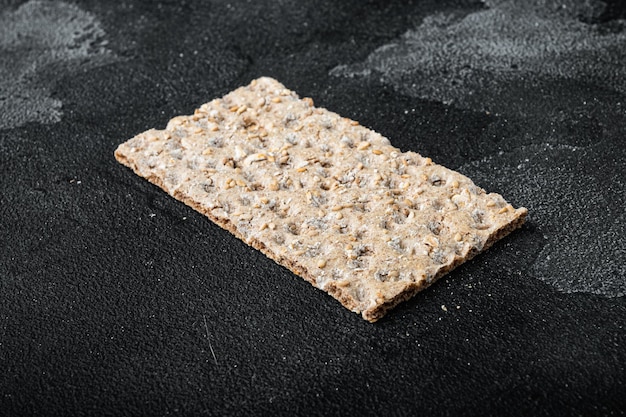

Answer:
[115,77,527,322]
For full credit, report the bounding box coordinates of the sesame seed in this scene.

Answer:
[236,105,247,114]
[357,141,371,150]
[317,259,327,268]
[452,180,460,188]
[487,200,497,207]
[296,167,307,173]
[229,105,239,112]
[498,207,508,214]
[454,233,463,242]
[271,97,282,103]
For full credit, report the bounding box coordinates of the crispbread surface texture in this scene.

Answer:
[115,77,527,322]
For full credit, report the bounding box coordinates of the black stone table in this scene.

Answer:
[1,1,624,415]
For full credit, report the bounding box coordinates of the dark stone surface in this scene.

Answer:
[1,0,624,415]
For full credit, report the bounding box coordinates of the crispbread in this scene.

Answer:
[115,77,527,322]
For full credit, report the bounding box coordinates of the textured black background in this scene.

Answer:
[1,1,625,416]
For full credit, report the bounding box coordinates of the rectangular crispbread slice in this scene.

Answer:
[115,77,527,322]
